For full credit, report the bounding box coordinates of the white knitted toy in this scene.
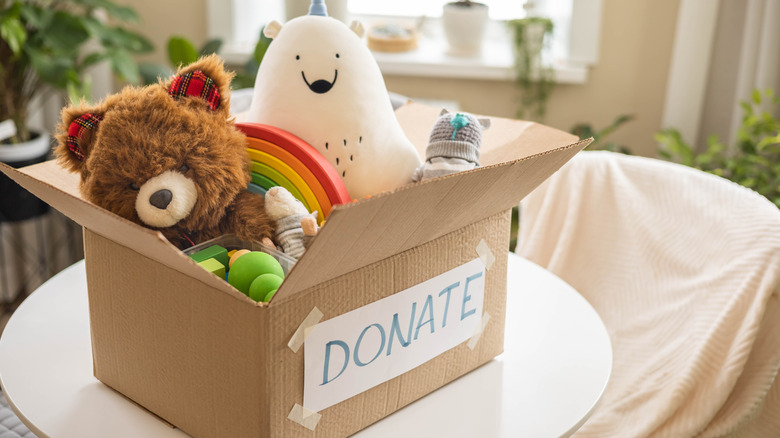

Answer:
[246,0,421,199]
[264,187,318,260]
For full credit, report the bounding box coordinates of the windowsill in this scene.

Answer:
[221,17,588,84]
[370,33,587,83]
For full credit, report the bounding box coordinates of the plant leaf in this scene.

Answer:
[168,36,199,67]
[25,47,72,89]
[66,73,91,103]
[254,27,273,64]
[95,25,153,53]
[199,38,223,56]
[42,12,90,54]
[109,49,140,84]
[231,73,255,90]
[570,123,594,141]
[0,15,26,56]
[81,52,107,69]
[139,62,173,85]
[18,3,45,28]
[72,0,140,22]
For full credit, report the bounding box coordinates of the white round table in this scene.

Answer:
[0,254,612,438]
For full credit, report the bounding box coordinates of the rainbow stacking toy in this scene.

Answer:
[237,123,351,225]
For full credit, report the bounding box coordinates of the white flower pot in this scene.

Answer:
[0,131,51,163]
[0,131,52,222]
[442,2,489,56]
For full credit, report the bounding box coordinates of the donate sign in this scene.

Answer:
[303,258,485,412]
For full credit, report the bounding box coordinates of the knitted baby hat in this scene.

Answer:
[426,111,489,163]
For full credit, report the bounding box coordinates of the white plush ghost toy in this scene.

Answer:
[245,4,422,200]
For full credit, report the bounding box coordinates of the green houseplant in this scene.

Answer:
[507,16,554,120]
[0,0,152,144]
[0,0,151,221]
[657,89,780,208]
[140,29,272,90]
[572,114,635,154]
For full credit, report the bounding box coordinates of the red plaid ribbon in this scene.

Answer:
[66,113,103,161]
[167,70,221,111]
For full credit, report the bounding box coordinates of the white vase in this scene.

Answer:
[442,2,489,56]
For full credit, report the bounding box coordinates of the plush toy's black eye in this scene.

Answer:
[335,53,340,58]
[129,182,139,191]
[180,163,189,173]
[296,55,300,60]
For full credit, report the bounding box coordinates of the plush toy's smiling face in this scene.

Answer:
[299,52,339,94]
[260,16,368,103]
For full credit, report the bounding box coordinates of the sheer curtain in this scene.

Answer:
[662,0,780,151]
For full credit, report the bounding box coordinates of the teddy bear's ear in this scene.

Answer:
[55,108,104,173]
[166,54,233,116]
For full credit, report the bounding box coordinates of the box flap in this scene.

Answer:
[274,104,591,303]
[1,102,588,307]
[0,160,252,304]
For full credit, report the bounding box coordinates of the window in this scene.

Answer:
[348,0,525,20]
[208,0,602,83]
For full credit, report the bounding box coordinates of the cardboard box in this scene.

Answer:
[0,103,588,437]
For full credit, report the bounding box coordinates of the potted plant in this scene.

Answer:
[0,0,151,221]
[507,16,554,120]
[442,0,489,56]
[657,89,780,208]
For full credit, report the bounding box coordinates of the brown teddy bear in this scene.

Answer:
[56,55,275,249]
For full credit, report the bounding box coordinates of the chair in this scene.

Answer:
[517,151,780,437]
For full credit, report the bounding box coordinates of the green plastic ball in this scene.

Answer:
[248,274,283,302]
[228,251,284,295]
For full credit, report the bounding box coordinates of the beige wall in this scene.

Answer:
[123,0,680,157]
[123,0,209,65]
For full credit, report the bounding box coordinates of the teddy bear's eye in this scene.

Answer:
[179,163,189,173]
[129,182,139,191]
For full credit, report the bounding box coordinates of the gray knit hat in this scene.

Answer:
[426,111,490,163]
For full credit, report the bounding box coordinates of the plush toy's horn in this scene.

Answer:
[66,113,103,161]
[168,70,221,111]
[309,0,327,16]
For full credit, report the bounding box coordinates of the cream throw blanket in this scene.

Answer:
[518,151,780,437]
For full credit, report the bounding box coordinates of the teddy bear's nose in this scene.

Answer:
[149,189,173,210]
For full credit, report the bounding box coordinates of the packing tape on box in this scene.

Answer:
[476,239,495,270]
[288,307,324,353]
[467,311,491,350]
[288,403,322,431]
